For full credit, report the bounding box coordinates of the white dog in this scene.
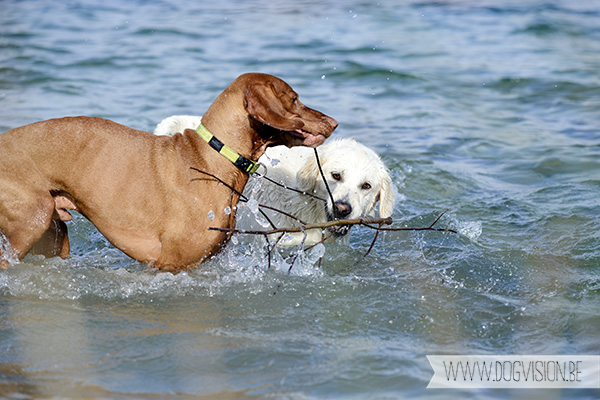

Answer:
[154,115,394,246]
[154,115,204,137]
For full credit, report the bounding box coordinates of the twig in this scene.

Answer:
[361,210,457,233]
[262,175,325,202]
[190,167,302,228]
[314,148,336,212]
[209,217,394,235]
[360,211,456,257]
[259,209,277,229]
[190,167,245,199]
[258,204,308,226]
[364,223,382,258]
[265,233,286,269]
[288,230,307,274]
[208,213,456,237]
[209,211,457,262]
[305,231,335,251]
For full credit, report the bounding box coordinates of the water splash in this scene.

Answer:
[0,232,331,300]
[0,232,18,266]
[247,198,259,214]
[255,213,271,228]
[312,243,326,259]
[458,220,483,242]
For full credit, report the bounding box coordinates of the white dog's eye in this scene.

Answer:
[361,182,372,190]
[331,172,342,181]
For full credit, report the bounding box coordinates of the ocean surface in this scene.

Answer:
[1,0,599,399]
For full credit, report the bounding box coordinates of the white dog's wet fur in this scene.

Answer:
[154,115,395,246]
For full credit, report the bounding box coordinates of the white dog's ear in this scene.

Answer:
[296,157,323,192]
[378,174,395,218]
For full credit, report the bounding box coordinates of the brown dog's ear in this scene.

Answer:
[244,84,305,131]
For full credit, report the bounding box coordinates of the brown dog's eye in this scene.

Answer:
[362,182,371,190]
[292,96,298,102]
[331,173,341,181]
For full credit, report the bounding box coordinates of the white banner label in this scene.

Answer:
[427,355,600,389]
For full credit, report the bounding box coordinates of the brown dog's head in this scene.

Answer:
[241,73,338,148]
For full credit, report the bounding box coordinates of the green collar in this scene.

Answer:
[195,124,260,174]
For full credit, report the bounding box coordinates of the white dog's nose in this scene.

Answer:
[334,200,352,218]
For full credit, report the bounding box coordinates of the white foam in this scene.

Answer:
[459,220,483,241]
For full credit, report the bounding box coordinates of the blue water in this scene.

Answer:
[1,0,599,399]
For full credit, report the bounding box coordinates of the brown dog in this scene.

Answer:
[0,73,337,270]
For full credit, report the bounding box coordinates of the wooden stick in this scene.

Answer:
[191,166,457,270]
[208,217,394,235]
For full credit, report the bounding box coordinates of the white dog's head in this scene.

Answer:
[296,138,395,237]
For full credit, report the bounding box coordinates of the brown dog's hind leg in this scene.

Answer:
[0,190,73,263]
[30,218,70,259]
[30,194,75,259]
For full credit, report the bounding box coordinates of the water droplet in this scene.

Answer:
[313,243,326,258]
[207,211,215,220]
[256,213,271,228]
[224,206,231,215]
[270,158,280,167]
[247,198,259,214]
[321,75,326,80]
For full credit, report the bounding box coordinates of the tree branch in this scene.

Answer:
[208,217,394,235]
[191,157,457,273]
[209,211,457,264]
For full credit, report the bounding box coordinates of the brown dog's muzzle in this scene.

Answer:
[289,111,338,148]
